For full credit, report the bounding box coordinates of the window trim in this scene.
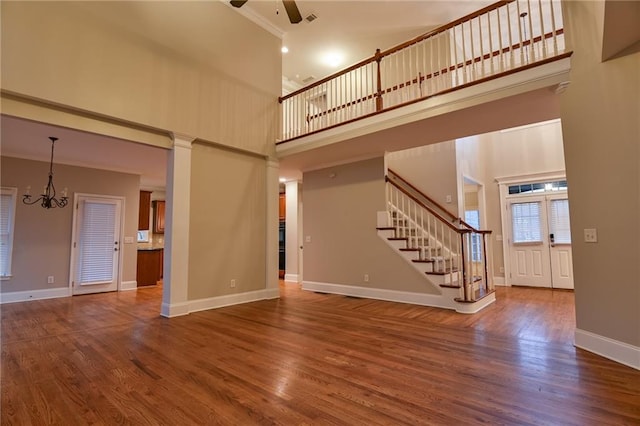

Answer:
[1,187,18,279]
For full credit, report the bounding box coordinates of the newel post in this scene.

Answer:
[375,48,384,112]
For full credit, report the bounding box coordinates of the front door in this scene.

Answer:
[507,194,574,289]
[71,195,122,295]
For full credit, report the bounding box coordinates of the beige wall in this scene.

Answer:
[560,1,639,346]
[1,1,280,156]
[188,144,267,300]
[303,157,439,294]
[386,140,459,216]
[1,156,139,293]
[1,1,281,304]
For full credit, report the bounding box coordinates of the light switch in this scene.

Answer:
[124,236,134,244]
[584,228,597,243]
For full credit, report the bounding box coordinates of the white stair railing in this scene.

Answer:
[385,173,493,302]
[279,0,566,142]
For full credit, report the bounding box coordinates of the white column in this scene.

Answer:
[265,158,280,293]
[285,180,301,283]
[161,133,194,317]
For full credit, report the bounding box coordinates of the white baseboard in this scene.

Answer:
[161,301,190,318]
[169,288,281,316]
[188,288,280,313]
[1,287,70,304]
[302,280,455,310]
[284,273,299,283]
[120,281,137,291]
[575,328,640,370]
[493,276,506,286]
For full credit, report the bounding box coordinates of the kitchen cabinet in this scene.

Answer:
[138,191,151,230]
[153,200,165,234]
[137,248,163,287]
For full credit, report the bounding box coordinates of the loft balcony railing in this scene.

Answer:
[278,0,567,143]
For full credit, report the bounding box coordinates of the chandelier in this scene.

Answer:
[23,136,69,209]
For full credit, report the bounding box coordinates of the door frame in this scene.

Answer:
[68,193,126,294]
[497,171,566,287]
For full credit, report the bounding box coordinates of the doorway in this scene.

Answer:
[70,194,123,295]
[501,179,574,289]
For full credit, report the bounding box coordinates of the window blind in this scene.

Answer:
[512,202,542,243]
[549,199,571,244]
[0,192,15,276]
[77,201,116,284]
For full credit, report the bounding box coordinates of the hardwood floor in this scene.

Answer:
[2,284,639,425]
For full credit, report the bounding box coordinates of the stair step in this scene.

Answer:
[412,259,435,263]
[455,288,495,304]
[376,227,396,231]
[399,248,421,252]
[440,284,461,289]
[387,237,407,241]
[427,268,459,275]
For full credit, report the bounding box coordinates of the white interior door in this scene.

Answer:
[508,197,552,287]
[71,195,122,295]
[547,195,574,289]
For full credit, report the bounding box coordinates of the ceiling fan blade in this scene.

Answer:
[282,0,302,24]
[230,0,248,8]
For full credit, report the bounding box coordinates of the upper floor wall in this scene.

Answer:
[1,1,281,156]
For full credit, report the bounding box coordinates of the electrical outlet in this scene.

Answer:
[47,276,54,284]
[230,279,236,288]
[584,228,598,243]
[364,274,369,282]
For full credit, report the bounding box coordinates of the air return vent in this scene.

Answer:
[302,75,316,84]
[305,13,317,23]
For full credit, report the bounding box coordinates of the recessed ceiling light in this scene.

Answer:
[281,46,289,54]
[322,51,344,68]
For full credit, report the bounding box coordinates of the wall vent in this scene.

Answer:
[302,75,316,83]
[305,13,317,23]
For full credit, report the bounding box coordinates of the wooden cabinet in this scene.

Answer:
[153,200,165,234]
[279,193,286,221]
[137,249,163,287]
[138,191,152,230]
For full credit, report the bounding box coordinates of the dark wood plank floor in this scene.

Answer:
[2,283,639,425]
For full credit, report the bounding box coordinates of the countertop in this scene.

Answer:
[137,243,164,251]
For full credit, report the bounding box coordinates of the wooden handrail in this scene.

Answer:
[387,177,470,234]
[378,1,513,58]
[276,51,572,145]
[302,28,564,123]
[388,169,492,235]
[388,169,457,221]
[279,0,513,103]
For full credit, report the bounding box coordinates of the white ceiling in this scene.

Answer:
[1,115,168,189]
[234,0,493,88]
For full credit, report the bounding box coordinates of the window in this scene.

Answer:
[508,180,567,195]
[511,202,542,243]
[464,210,482,261]
[549,199,571,244]
[0,188,18,278]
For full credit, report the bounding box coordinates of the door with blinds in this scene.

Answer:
[546,194,574,289]
[71,195,122,295]
[507,194,573,289]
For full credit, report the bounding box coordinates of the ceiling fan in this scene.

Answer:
[230,0,303,24]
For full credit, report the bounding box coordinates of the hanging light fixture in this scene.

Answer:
[23,136,69,209]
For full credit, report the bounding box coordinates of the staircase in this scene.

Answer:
[377,169,495,313]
